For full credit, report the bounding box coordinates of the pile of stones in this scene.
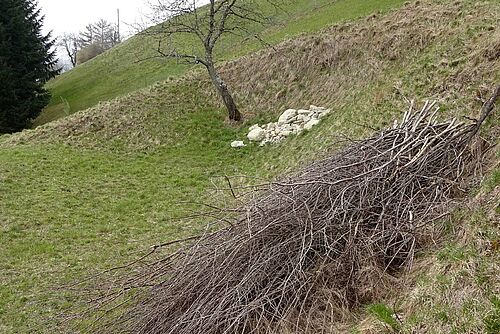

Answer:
[231,105,331,147]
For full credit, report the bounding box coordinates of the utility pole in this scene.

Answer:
[117,8,121,42]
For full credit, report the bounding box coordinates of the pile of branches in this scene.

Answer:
[86,94,497,333]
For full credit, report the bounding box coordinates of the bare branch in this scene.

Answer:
[58,33,79,67]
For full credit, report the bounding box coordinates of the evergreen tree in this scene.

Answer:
[0,0,59,133]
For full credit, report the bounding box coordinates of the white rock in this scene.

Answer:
[298,109,312,115]
[266,122,276,130]
[242,106,329,146]
[278,109,297,124]
[317,109,332,119]
[310,105,326,112]
[304,119,321,130]
[310,112,320,120]
[247,127,266,141]
[293,124,304,132]
[231,140,246,148]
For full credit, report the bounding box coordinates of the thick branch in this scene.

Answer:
[468,84,500,140]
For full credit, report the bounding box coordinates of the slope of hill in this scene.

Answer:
[35,0,406,126]
[0,0,498,332]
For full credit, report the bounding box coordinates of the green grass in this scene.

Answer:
[0,120,245,332]
[367,303,401,331]
[36,0,406,126]
[1,0,499,332]
[398,202,500,334]
[0,75,406,332]
[2,97,359,332]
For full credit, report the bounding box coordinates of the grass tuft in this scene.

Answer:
[367,303,401,331]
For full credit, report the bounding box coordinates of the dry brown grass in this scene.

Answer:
[215,0,499,117]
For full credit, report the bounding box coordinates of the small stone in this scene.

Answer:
[231,140,246,148]
[247,127,266,141]
[310,105,326,112]
[281,130,292,137]
[278,109,297,124]
[293,124,304,132]
[249,124,260,131]
[304,119,321,130]
[310,112,320,120]
[298,109,312,115]
[317,109,331,119]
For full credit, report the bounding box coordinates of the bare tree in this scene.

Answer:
[58,33,79,68]
[146,0,280,122]
[93,19,120,50]
[79,24,95,47]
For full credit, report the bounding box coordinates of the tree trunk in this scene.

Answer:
[206,63,242,122]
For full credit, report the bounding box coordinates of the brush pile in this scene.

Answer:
[91,101,489,334]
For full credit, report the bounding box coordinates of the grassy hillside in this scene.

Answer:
[0,0,499,332]
[35,0,406,126]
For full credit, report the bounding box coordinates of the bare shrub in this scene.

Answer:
[76,43,104,65]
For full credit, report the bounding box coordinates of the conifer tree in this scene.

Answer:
[0,0,59,133]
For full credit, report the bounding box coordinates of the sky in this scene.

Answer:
[38,0,149,38]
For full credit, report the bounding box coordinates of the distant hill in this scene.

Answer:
[35,0,406,126]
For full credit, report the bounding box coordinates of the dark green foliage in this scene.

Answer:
[0,0,59,133]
